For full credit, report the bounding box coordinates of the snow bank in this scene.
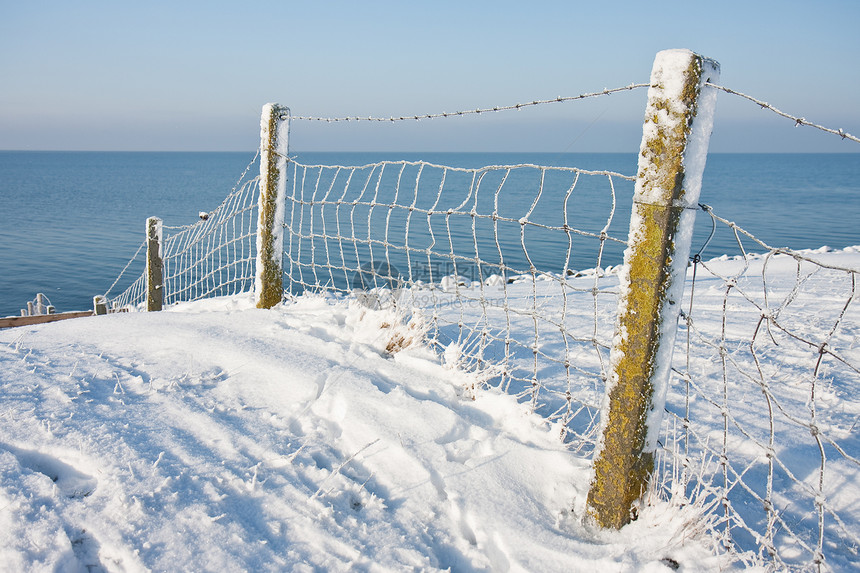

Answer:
[0,293,730,572]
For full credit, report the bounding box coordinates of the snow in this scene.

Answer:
[2,248,858,571]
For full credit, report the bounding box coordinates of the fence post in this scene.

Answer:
[36,293,47,315]
[93,295,108,316]
[586,49,720,529]
[146,216,164,312]
[255,103,290,309]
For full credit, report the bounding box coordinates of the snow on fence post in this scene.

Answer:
[36,293,47,315]
[146,216,164,312]
[586,49,719,529]
[255,103,290,309]
[93,295,107,316]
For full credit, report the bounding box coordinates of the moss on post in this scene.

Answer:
[586,50,719,529]
[146,216,163,312]
[255,103,290,309]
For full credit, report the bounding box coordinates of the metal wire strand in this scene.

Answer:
[285,84,648,122]
[706,83,860,145]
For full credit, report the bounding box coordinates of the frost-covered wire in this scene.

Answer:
[282,157,633,446]
[161,177,259,305]
[101,241,147,309]
[707,83,860,145]
[102,177,260,311]
[657,207,860,570]
[286,84,648,122]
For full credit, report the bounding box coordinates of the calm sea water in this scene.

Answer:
[1,151,858,317]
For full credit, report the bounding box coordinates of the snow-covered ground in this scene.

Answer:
[1,248,858,572]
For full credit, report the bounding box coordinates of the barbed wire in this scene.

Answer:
[698,204,860,274]
[285,81,860,148]
[282,84,649,122]
[706,83,860,145]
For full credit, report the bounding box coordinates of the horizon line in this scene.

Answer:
[2,149,859,155]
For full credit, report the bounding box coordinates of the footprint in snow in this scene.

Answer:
[0,442,97,499]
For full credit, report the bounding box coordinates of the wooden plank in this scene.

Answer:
[0,311,94,329]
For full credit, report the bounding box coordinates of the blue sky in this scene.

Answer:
[1,1,859,152]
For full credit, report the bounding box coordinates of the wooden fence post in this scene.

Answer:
[255,103,290,309]
[146,216,164,312]
[586,49,720,529]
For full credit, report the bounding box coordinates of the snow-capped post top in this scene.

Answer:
[635,49,720,209]
[587,49,719,530]
[255,103,290,309]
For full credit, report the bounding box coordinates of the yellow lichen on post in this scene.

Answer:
[586,50,719,529]
[145,216,163,312]
[255,103,290,309]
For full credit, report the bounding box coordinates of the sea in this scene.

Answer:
[1,151,858,318]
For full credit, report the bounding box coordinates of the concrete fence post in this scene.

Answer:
[586,49,720,529]
[146,216,164,312]
[93,295,108,316]
[36,293,47,315]
[255,103,290,309]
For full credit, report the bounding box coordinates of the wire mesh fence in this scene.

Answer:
[281,151,860,569]
[649,210,860,571]
[102,172,260,311]
[95,73,860,570]
[283,158,634,446]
